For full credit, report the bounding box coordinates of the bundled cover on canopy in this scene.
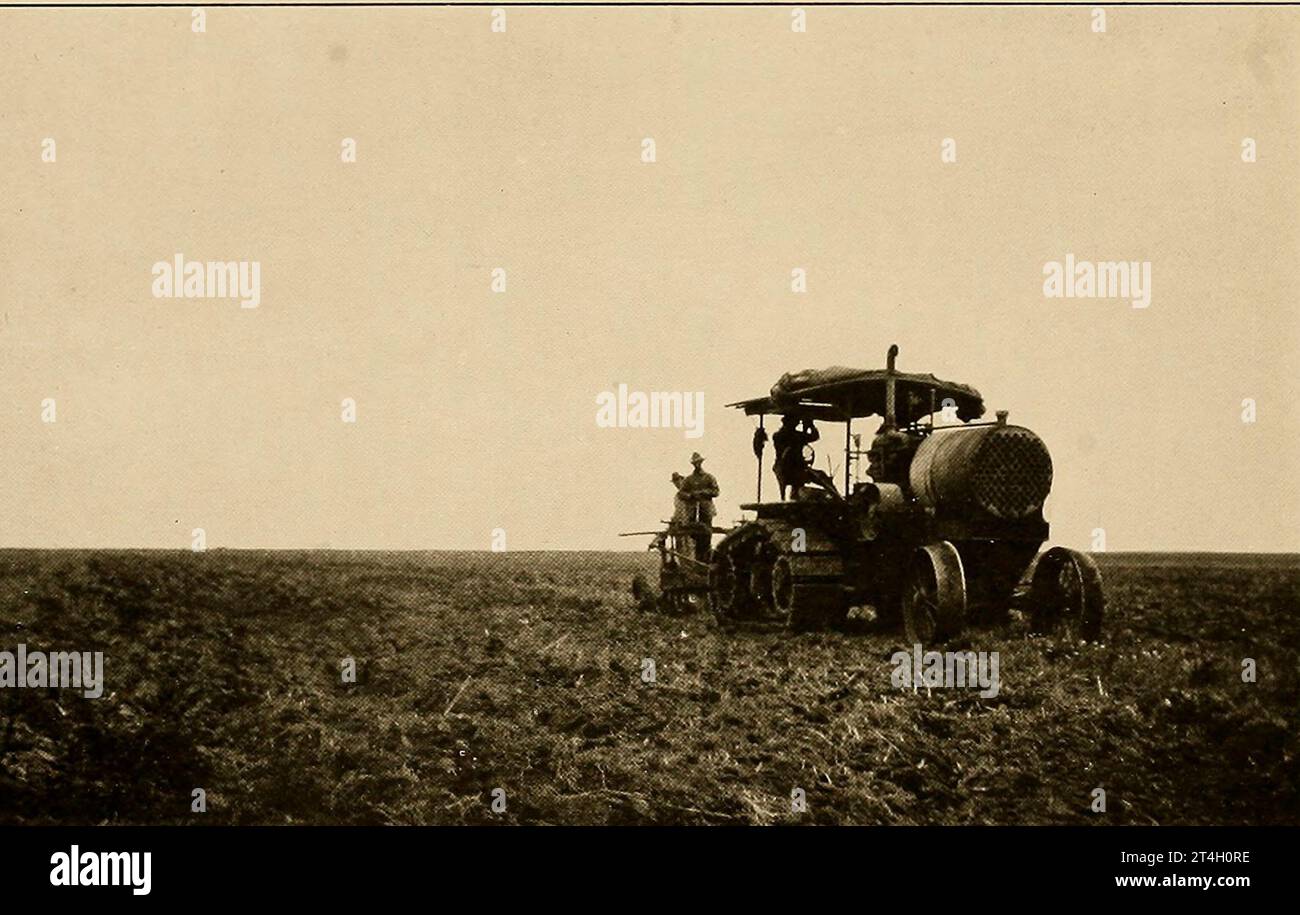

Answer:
[729,365,985,426]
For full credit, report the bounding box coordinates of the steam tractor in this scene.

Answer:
[710,345,1104,643]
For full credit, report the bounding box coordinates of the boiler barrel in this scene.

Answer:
[908,425,1053,519]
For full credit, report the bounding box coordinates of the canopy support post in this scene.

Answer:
[884,343,899,430]
[844,417,852,494]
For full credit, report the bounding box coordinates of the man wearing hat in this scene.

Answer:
[679,452,720,561]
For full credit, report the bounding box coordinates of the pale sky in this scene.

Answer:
[1,7,1296,551]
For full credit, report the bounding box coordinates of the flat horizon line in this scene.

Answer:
[2,2,1298,7]
[0,546,1297,555]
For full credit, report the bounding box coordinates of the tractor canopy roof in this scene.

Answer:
[727,365,985,425]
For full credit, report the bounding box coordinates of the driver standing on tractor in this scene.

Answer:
[773,414,819,500]
[678,452,719,561]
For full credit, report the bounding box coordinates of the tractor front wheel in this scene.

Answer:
[901,542,967,645]
[1027,547,1104,641]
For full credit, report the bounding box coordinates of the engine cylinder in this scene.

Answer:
[908,425,1053,519]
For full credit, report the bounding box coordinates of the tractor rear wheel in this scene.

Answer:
[1028,547,1104,641]
[901,541,967,645]
[749,556,775,614]
[710,522,844,628]
[771,554,795,618]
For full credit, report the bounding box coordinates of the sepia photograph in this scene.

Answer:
[0,0,1294,896]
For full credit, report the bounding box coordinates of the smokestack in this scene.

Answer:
[884,344,899,430]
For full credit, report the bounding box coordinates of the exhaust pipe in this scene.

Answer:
[884,343,899,431]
